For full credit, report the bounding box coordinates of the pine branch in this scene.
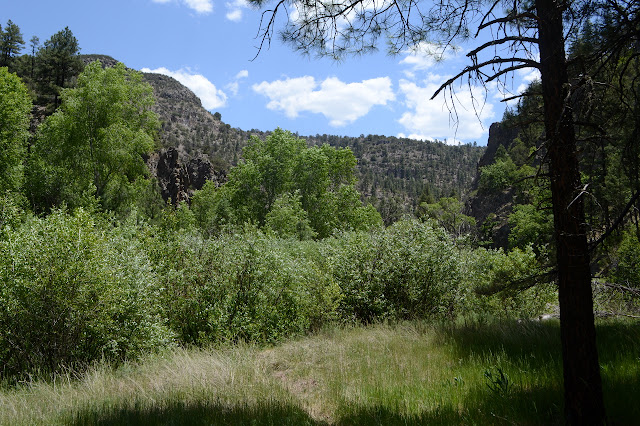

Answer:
[431,58,540,99]
[467,36,538,57]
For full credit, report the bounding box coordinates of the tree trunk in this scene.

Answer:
[535,0,606,423]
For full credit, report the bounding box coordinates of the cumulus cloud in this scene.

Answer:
[399,42,460,79]
[226,0,250,21]
[400,42,457,70]
[151,0,213,14]
[398,74,495,144]
[225,69,249,96]
[185,0,213,13]
[252,76,395,127]
[141,67,227,109]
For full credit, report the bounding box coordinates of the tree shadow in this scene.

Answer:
[69,399,328,426]
[430,319,640,425]
[335,379,570,425]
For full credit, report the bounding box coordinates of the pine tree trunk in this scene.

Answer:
[535,0,606,423]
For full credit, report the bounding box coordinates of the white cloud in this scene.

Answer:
[226,0,249,21]
[398,74,495,144]
[235,69,249,79]
[151,0,213,14]
[184,0,213,13]
[400,42,458,74]
[252,76,395,127]
[225,69,249,96]
[141,67,227,109]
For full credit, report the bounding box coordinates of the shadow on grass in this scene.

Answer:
[433,319,640,425]
[440,320,563,366]
[338,383,565,425]
[69,399,328,426]
[67,321,640,425]
[68,389,563,426]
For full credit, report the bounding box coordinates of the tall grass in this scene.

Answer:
[0,320,638,425]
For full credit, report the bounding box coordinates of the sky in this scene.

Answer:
[2,0,540,146]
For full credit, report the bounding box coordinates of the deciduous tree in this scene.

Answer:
[0,67,31,194]
[28,61,159,213]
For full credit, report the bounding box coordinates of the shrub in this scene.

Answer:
[330,219,462,322]
[461,245,556,320]
[0,210,172,381]
[154,229,339,346]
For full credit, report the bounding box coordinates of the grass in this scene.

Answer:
[0,319,638,425]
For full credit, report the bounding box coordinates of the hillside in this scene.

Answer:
[26,54,484,219]
[138,62,484,218]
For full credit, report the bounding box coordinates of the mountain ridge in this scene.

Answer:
[85,55,486,220]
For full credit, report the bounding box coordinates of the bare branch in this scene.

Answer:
[486,63,538,82]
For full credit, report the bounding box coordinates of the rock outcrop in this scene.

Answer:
[148,147,227,206]
[467,122,519,248]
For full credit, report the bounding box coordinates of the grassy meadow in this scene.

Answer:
[1,319,638,425]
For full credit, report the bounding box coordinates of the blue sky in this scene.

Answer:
[2,0,539,145]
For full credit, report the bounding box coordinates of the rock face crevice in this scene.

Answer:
[147,147,227,206]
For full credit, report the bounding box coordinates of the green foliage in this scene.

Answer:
[0,209,172,381]
[27,61,159,213]
[417,196,476,238]
[610,230,640,288]
[463,246,555,320]
[264,191,316,240]
[484,366,512,397]
[330,219,461,322]
[191,180,239,235]
[0,67,31,194]
[508,203,553,251]
[36,26,82,103]
[0,20,24,69]
[151,229,338,346]
[478,154,518,193]
[194,128,381,238]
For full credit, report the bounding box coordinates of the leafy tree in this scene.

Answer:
[195,128,381,238]
[0,20,24,69]
[508,203,553,252]
[0,67,31,194]
[418,196,476,238]
[478,155,518,193]
[249,0,640,420]
[265,191,316,240]
[27,61,159,213]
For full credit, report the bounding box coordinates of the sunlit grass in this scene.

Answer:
[1,320,638,425]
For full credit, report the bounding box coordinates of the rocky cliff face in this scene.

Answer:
[467,122,519,248]
[77,55,486,212]
[142,72,249,168]
[147,147,227,206]
[473,122,520,186]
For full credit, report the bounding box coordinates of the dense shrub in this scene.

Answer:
[153,228,339,346]
[0,210,172,380]
[329,219,462,322]
[460,245,556,320]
